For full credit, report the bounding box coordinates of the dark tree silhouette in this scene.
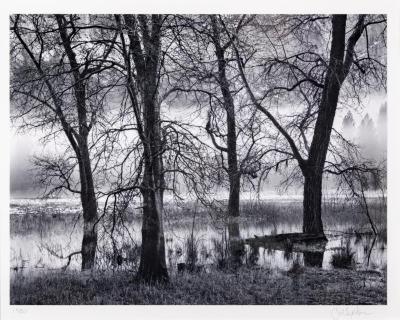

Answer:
[115,14,169,282]
[229,14,386,236]
[10,14,118,270]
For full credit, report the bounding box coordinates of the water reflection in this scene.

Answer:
[10,199,387,277]
[227,219,245,268]
[247,243,260,266]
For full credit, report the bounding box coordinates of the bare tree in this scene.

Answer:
[208,15,241,224]
[229,14,386,236]
[114,14,169,282]
[10,14,118,270]
[162,15,271,248]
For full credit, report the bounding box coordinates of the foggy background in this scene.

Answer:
[10,94,387,199]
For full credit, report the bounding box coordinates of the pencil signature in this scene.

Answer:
[331,306,372,320]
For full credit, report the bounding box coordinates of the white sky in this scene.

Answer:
[9,91,386,197]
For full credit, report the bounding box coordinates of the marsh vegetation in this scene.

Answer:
[10,196,386,304]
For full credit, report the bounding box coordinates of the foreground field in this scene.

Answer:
[11,266,386,305]
[10,197,387,304]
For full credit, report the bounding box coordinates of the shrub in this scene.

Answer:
[331,243,355,269]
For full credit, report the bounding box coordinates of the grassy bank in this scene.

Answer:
[11,197,386,235]
[11,267,386,305]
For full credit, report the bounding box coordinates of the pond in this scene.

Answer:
[10,197,387,277]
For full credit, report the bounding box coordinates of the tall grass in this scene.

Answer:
[10,267,386,305]
[10,197,386,274]
[331,241,356,269]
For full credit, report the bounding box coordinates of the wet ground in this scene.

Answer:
[10,197,387,277]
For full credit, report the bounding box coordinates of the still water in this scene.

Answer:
[10,198,387,276]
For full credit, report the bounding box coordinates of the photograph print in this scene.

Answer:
[9,13,387,305]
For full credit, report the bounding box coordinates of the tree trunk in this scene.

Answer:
[210,15,241,221]
[137,42,168,284]
[78,142,98,270]
[137,130,169,282]
[226,119,240,220]
[301,15,348,238]
[138,103,168,282]
[302,171,325,236]
[210,16,243,265]
[138,177,168,282]
[76,86,98,271]
[136,91,169,282]
[210,16,244,266]
[55,15,100,271]
[226,102,241,252]
[137,101,169,281]
[81,209,97,270]
[122,14,169,283]
[224,72,240,221]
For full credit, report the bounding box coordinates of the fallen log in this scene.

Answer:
[245,232,328,253]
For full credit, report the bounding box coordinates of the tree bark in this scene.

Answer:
[301,15,348,237]
[210,15,241,220]
[138,180,168,282]
[78,140,98,270]
[210,16,243,265]
[137,94,169,283]
[122,14,169,283]
[302,170,324,235]
[235,15,366,239]
[56,15,99,270]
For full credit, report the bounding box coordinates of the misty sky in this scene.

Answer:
[10,93,387,198]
